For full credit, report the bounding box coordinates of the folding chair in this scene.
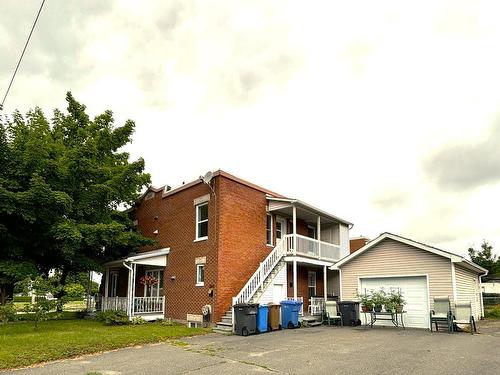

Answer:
[323,301,343,326]
[430,296,452,333]
[452,302,477,335]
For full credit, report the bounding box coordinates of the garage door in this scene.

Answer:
[359,276,429,329]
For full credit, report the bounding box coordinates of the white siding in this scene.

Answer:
[327,270,340,296]
[455,265,481,320]
[256,266,287,305]
[339,224,350,258]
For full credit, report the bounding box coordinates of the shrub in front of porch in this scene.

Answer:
[95,310,129,325]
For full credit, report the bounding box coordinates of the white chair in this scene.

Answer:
[323,301,342,326]
[430,296,452,333]
[453,302,477,335]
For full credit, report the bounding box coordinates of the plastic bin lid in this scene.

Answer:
[280,300,303,305]
[233,303,259,308]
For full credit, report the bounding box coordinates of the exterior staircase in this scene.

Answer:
[214,310,234,334]
[214,238,288,334]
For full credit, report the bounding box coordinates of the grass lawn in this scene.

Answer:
[0,319,210,370]
[484,304,500,319]
[14,300,86,312]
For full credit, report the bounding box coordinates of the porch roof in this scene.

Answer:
[267,197,353,227]
[103,248,170,267]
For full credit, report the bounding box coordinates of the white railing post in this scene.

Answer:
[292,205,297,255]
[317,216,321,260]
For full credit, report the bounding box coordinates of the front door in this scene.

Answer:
[144,269,162,297]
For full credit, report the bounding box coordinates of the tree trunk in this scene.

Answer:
[0,283,14,305]
[55,268,70,312]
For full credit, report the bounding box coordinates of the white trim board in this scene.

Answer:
[333,232,487,275]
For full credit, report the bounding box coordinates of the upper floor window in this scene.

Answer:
[266,214,273,246]
[196,202,208,240]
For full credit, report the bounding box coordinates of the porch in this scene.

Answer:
[98,248,169,320]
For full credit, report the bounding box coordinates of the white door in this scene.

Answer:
[273,283,283,304]
[359,276,429,329]
[275,217,286,244]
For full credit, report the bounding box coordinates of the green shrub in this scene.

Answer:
[485,305,500,319]
[64,283,85,299]
[160,318,174,326]
[130,316,147,325]
[24,299,57,329]
[95,310,129,325]
[0,303,17,323]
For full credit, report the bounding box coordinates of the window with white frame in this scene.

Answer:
[196,264,205,286]
[144,269,162,297]
[195,202,208,240]
[266,214,273,245]
[308,271,317,297]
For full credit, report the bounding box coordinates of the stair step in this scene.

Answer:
[214,327,233,335]
[216,321,232,327]
[221,317,232,324]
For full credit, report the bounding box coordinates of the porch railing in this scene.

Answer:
[285,234,340,261]
[100,296,128,312]
[134,296,165,314]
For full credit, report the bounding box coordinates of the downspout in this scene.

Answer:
[123,261,133,319]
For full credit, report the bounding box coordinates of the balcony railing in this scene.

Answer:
[284,234,340,261]
[100,296,128,312]
[134,296,165,314]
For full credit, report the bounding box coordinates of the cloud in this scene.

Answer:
[371,187,410,211]
[423,121,500,190]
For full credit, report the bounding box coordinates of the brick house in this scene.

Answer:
[99,170,352,329]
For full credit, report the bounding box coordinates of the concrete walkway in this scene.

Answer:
[5,321,500,374]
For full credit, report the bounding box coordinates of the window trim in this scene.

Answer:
[266,213,273,246]
[144,269,162,298]
[195,202,209,241]
[308,271,317,296]
[196,264,205,286]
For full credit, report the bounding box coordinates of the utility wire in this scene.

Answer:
[0,0,46,111]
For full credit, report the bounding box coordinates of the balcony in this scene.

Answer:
[284,234,340,262]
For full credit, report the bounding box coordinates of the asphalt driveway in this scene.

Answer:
[5,320,500,374]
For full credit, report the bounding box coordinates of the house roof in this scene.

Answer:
[332,232,488,275]
[267,197,353,226]
[137,169,286,203]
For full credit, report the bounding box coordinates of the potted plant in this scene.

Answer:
[384,301,395,313]
[389,289,405,313]
[356,291,373,312]
[371,289,387,313]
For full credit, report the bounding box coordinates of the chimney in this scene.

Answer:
[349,236,370,254]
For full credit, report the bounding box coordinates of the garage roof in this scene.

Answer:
[332,232,488,275]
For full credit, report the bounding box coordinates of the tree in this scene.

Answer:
[468,240,499,278]
[0,93,153,305]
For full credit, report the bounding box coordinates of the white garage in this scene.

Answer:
[335,233,488,329]
[359,276,429,328]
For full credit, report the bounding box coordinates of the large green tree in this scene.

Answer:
[0,93,152,304]
[468,240,499,279]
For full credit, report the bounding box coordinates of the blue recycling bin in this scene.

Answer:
[280,300,303,329]
[257,305,269,333]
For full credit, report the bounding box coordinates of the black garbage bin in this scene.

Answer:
[338,301,361,326]
[233,303,259,336]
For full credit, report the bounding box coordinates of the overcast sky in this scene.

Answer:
[1,0,499,257]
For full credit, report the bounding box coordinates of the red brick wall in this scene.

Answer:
[215,176,271,321]
[133,181,218,322]
[350,238,369,253]
[286,265,325,312]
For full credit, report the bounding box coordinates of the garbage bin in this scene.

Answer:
[337,301,361,326]
[233,303,258,336]
[267,303,281,331]
[256,305,269,333]
[280,300,302,329]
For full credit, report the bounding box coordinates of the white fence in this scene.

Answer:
[134,297,165,313]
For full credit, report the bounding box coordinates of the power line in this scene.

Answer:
[0,0,46,111]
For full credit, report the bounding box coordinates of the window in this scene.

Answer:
[276,220,283,240]
[110,272,118,297]
[196,203,208,240]
[307,225,317,239]
[308,271,317,297]
[196,264,205,286]
[144,269,162,297]
[266,214,273,245]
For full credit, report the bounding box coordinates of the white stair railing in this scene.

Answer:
[232,237,287,307]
